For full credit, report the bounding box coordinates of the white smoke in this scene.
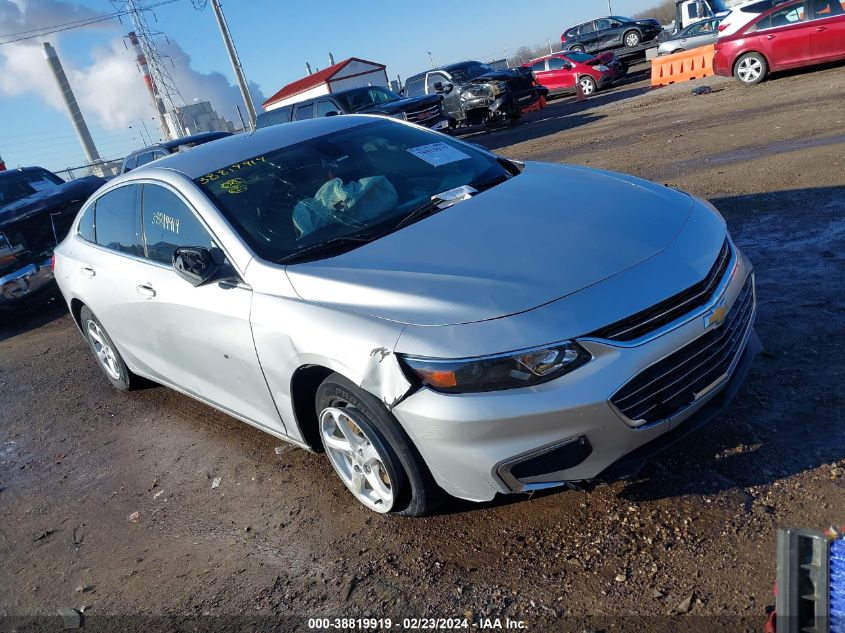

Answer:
[0,0,264,137]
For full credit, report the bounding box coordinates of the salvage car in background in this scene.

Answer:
[55,116,759,515]
[256,85,449,132]
[714,0,845,85]
[717,0,792,37]
[403,61,546,128]
[561,16,663,53]
[525,51,627,97]
[657,17,723,55]
[120,131,231,174]
[1,167,103,308]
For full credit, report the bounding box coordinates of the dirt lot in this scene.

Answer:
[1,63,844,632]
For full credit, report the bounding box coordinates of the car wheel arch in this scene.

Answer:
[289,364,336,452]
[70,297,85,331]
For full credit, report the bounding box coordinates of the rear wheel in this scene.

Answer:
[80,305,139,391]
[734,52,767,85]
[315,373,443,516]
[624,30,641,48]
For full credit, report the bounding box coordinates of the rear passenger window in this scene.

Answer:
[404,76,425,97]
[580,22,596,34]
[142,184,214,265]
[295,103,314,120]
[77,204,95,242]
[94,185,143,256]
[531,60,547,72]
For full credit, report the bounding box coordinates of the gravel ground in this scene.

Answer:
[1,63,844,633]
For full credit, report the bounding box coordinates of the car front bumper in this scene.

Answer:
[392,253,758,503]
[0,257,54,306]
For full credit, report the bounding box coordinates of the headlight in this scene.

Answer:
[597,65,609,71]
[489,81,508,96]
[400,342,590,394]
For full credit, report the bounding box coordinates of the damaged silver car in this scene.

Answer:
[54,116,759,515]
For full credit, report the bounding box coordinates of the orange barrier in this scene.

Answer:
[521,95,546,114]
[650,44,715,87]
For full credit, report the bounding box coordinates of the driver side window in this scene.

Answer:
[141,184,215,265]
[426,73,448,93]
[547,57,568,70]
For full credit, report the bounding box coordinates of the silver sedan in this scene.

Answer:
[657,18,723,56]
[54,116,759,515]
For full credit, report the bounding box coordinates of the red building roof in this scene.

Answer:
[262,57,386,109]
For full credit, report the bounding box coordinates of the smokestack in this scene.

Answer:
[328,52,335,66]
[305,62,312,75]
[42,42,101,166]
[128,31,172,140]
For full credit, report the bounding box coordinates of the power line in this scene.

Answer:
[0,0,179,45]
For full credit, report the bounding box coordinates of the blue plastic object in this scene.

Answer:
[832,538,845,633]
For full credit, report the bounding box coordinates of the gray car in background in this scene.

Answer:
[658,18,723,56]
[53,116,759,515]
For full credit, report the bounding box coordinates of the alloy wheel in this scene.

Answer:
[737,57,763,83]
[86,320,121,380]
[625,32,640,47]
[319,407,394,513]
[580,77,596,95]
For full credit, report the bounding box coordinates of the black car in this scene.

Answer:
[403,61,547,128]
[120,131,231,174]
[561,16,663,54]
[0,167,103,308]
[255,86,450,131]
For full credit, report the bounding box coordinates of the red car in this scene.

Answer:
[522,51,627,97]
[714,0,845,85]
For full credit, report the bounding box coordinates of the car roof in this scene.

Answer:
[123,115,376,180]
[0,166,51,179]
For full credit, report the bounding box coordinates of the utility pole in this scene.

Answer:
[209,0,257,130]
[607,0,613,14]
[427,51,436,68]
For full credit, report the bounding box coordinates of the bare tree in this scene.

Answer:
[634,0,676,24]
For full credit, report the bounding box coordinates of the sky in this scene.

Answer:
[0,0,658,174]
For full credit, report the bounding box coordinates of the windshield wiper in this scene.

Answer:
[395,185,478,229]
[278,233,379,264]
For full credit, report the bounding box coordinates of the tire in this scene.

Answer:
[624,30,641,48]
[579,75,597,96]
[316,373,443,516]
[734,52,767,86]
[79,305,140,391]
[570,45,585,53]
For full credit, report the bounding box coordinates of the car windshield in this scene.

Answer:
[564,51,595,63]
[448,63,495,83]
[194,120,511,263]
[335,87,402,113]
[0,169,64,208]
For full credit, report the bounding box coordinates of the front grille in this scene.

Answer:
[591,239,732,342]
[405,103,441,123]
[610,275,754,425]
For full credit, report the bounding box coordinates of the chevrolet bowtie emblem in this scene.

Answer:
[704,300,728,329]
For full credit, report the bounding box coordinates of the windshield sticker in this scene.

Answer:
[221,178,247,194]
[151,211,180,234]
[406,142,471,167]
[198,156,266,185]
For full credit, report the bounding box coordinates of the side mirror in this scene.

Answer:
[434,81,453,94]
[324,111,339,117]
[172,246,220,287]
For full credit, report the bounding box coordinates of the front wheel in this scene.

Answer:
[734,52,767,85]
[624,30,641,48]
[315,373,443,516]
[579,75,597,96]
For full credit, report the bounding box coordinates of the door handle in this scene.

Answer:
[816,26,827,31]
[80,266,95,277]
[766,34,776,39]
[136,284,156,298]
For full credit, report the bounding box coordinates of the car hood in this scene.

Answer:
[364,95,440,116]
[0,175,104,231]
[285,162,694,326]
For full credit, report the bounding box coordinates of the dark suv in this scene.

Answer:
[120,131,231,174]
[561,16,663,53]
[403,61,546,128]
[256,86,449,131]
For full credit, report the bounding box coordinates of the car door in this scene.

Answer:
[133,181,285,434]
[73,184,154,372]
[528,59,551,88]
[426,71,460,119]
[755,2,811,68]
[294,102,315,120]
[595,18,621,48]
[578,21,600,52]
[315,99,342,117]
[809,0,845,61]
[546,56,577,91]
